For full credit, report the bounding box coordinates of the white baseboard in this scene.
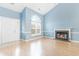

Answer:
[22,36,54,41]
[0,40,20,48]
[71,40,79,43]
[22,36,44,41]
[21,36,79,43]
[43,36,79,43]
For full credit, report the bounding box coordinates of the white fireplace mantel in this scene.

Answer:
[54,28,71,41]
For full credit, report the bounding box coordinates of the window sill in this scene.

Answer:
[32,34,41,37]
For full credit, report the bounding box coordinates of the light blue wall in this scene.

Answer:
[1,4,79,41]
[0,7,20,19]
[20,7,44,40]
[44,3,79,41]
[20,8,26,39]
[0,6,44,40]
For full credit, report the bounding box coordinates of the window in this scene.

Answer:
[31,15,41,36]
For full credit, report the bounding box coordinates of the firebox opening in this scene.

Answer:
[55,30,69,41]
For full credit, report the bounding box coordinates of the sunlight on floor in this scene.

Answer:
[15,47,20,56]
[30,41,42,56]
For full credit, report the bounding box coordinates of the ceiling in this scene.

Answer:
[0,3,58,15]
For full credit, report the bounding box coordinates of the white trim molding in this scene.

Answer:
[71,40,79,43]
[22,36,44,41]
[71,32,79,34]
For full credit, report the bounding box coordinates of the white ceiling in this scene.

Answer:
[0,3,58,15]
[25,3,58,15]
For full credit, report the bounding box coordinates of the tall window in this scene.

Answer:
[31,15,41,36]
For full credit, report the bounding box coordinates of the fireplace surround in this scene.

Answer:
[54,29,71,41]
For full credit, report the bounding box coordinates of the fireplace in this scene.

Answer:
[54,29,71,41]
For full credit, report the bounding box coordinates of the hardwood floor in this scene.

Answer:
[0,37,79,56]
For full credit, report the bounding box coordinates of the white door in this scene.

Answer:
[1,16,20,44]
